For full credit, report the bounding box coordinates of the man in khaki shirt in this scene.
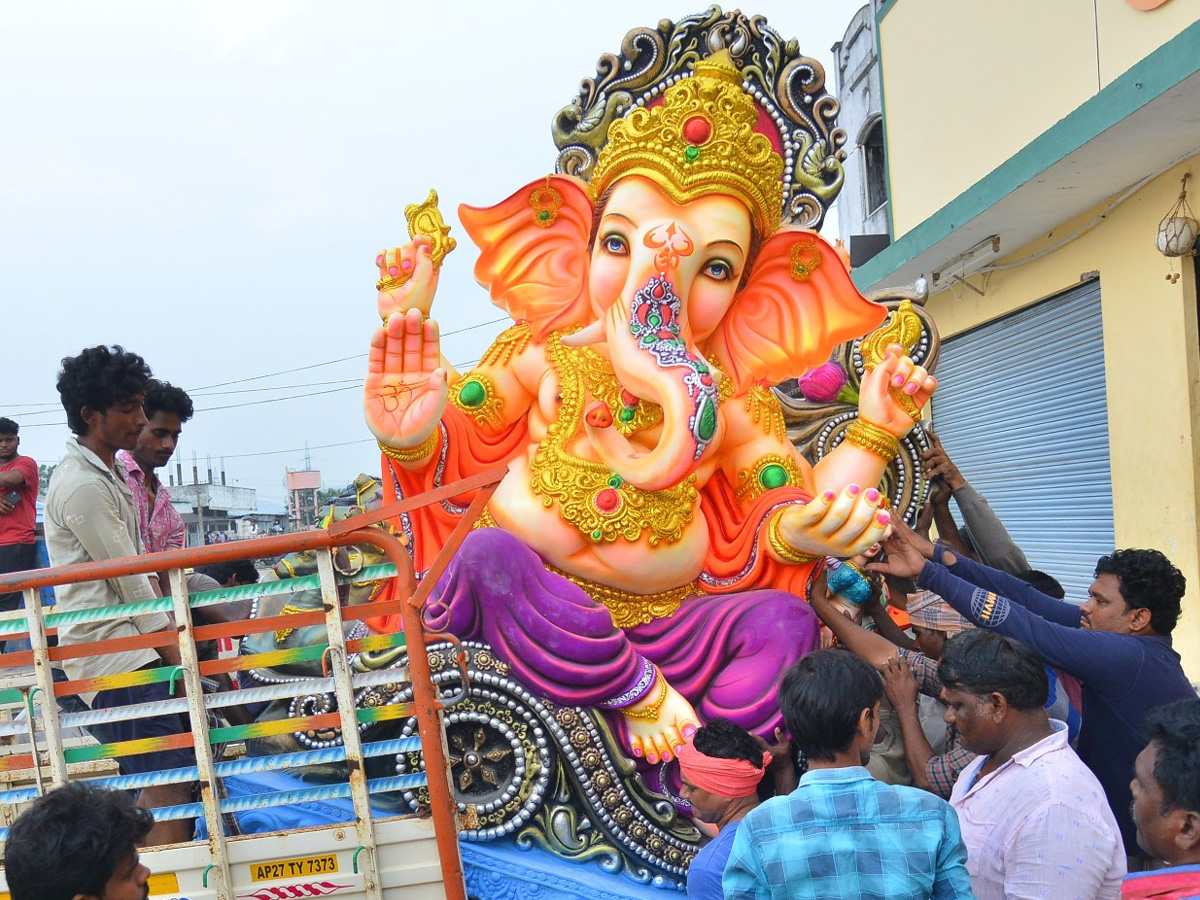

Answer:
[45,345,193,846]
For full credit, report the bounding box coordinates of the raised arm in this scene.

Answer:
[935,545,1081,628]
[918,561,1132,693]
[923,427,1029,573]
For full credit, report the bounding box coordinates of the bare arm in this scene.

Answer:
[882,657,938,793]
[807,571,902,669]
[863,594,917,651]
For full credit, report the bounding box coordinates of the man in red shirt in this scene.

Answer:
[0,417,38,641]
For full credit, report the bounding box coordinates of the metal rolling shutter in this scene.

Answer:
[929,280,1114,602]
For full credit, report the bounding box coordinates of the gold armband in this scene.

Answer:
[378,432,438,463]
[767,509,822,565]
[843,419,899,462]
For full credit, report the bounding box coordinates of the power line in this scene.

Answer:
[190,378,362,397]
[4,317,507,411]
[187,317,506,391]
[14,356,483,427]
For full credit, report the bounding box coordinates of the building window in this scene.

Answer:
[863,120,887,214]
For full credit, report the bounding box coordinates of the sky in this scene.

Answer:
[0,1,867,508]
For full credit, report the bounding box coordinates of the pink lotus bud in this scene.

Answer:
[797,360,848,403]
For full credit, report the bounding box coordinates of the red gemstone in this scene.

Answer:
[620,389,639,407]
[699,374,713,386]
[651,282,665,299]
[683,115,713,145]
[585,402,614,428]
[594,488,622,514]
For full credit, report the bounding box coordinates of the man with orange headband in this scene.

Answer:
[678,719,794,900]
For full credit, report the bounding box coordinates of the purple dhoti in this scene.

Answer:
[425,528,820,738]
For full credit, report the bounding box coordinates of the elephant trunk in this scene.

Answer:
[576,272,721,492]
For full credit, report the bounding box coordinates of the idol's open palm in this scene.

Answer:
[364,308,448,450]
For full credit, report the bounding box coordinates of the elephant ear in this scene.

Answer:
[712,229,887,393]
[459,175,594,341]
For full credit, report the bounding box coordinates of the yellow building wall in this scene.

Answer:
[1097,1,1200,87]
[879,0,1197,238]
[925,160,1200,676]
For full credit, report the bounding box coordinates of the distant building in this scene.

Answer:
[166,463,286,546]
[831,1,890,267]
[286,469,322,530]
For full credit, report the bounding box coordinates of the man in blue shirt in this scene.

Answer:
[678,718,777,900]
[872,521,1196,863]
[724,649,974,900]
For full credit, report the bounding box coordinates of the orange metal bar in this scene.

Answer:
[329,530,469,900]
[326,465,508,538]
[408,481,500,613]
[0,469,504,900]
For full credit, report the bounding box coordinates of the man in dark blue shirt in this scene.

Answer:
[873,522,1197,862]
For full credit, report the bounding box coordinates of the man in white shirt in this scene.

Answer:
[941,629,1125,900]
[44,345,194,846]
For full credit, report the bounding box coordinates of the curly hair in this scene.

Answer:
[143,379,194,423]
[0,417,17,436]
[1143,698,1200,815]
[692,717,765,769]
[938,630,1048,711]
[56,345,152,436]
[1094,549,1186,635]
[5,782,154,900]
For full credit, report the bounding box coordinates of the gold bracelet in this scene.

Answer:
[378,432,438,462]
[767,509,822,565]
[619,668,669,720]
[843,418,900,462]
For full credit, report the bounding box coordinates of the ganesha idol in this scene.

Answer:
[363,51,935,769]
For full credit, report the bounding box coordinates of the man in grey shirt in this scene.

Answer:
[44,345,193,846]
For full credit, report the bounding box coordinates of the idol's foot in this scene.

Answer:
[622,677,699,765]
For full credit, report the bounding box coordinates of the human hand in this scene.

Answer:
[915,499,934,536]
[0,498,13,515]
[921,427,965,492]
[866,519,936,579]
[880,656,919,709]
[752,727,793,775]
[364,308,449,452]
[375,238,439,320]
[775,485,892,560]
[857,344,936,438]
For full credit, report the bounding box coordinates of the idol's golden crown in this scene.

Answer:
[590,52,785,235]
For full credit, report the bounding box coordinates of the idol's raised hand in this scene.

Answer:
[857,342,937,438]
[375,237,439,321]
[364,308,448,455]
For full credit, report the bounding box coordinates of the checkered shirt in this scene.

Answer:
[724,766,975,900]
[897,647,976,798]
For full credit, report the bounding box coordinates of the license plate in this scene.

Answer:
[251,854,340,882]
[147,873,180,895]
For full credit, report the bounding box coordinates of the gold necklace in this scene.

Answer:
[530,333,699,546]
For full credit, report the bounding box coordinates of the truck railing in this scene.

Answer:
[0,466,504,900]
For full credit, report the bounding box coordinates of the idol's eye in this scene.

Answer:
[602,234,629,255]
[702,259,734,281]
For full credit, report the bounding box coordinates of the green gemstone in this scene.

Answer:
[685,146,700,161]
[607,474,624,488]
[759,463,789,490]
[538,210,550,221]
[648,314,661,327]
[696,361,709,375]
[696,401,717,442]
[458,379,486,408]
[618,407,636,423]
[591,529,604,541]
